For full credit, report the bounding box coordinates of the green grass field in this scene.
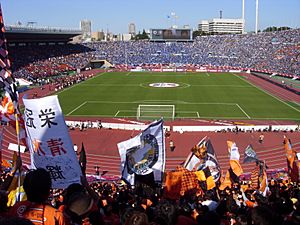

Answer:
[57,72,300,121]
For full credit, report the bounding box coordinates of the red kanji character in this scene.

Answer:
[47,138,67,156]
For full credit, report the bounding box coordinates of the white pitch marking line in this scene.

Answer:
[114,110,120,117]
[205,72,210,76]
[66,101,87,116]
[236,103,251,119]
[232,73,300,114]
[197,112,200,118]
[125,72,132,76]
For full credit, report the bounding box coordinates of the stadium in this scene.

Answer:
[3,24,300,176]
[1,1,300,224]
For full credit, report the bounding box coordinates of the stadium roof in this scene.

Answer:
[5,25,82,44]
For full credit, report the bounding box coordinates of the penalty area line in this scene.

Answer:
[66,101,87,116]
[236,104,251,119]
[114,110,120,117]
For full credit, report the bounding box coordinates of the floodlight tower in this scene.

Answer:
[242,0,245,33]
[255,0,259,34]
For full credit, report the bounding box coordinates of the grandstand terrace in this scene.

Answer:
[7,29,300,81]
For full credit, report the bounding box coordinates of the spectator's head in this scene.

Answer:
[23,168,51,203]
[65,191,104,225]
[251,206,283,225]
[66,191,94,218]
[124,211,149,225]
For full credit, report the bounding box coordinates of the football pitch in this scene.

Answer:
[57,72,300,121]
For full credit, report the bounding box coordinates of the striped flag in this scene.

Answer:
[0,5,25,142]
[0,5,19,111]
[219,141,243,190]
[250,165,259,189]
[284,136,299,182]
[259,161,268,196]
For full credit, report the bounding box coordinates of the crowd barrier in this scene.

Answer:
[66,120,298,132]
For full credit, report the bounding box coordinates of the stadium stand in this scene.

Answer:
[8,29,300,83]
[2,25,300,225]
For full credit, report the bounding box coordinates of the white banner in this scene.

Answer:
[23,95,81,189]
[117,119,165,185]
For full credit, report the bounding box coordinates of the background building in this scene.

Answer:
[198,20,209,33]
[122,33,132,41]
[128,23,136,36]
[91,31,105,41]
[80,20,92,39]
[198,18,244,34]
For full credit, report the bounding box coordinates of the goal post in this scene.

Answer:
[137,105,175,120]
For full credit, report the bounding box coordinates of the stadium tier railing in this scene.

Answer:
[65,120,299,132]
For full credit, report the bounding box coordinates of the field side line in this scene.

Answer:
[125,72,132,76]
[292,101,300,107]
[205,72,210,76]
[114,110,120,117]
[197,112,200,118]
[66,101,87,116]
[232,73,300,114]
[236,104,251,119]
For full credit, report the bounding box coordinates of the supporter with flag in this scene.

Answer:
[184,136,220,187]
[283,135,299,182]
[219,141,243,190]
[117,119,165,186]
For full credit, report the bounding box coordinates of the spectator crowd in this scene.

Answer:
[8,29,300,84]
[0,156,300,225]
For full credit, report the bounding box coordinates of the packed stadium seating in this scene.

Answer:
[9,29,300,83]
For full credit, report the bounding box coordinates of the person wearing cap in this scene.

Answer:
[62,176,104,225]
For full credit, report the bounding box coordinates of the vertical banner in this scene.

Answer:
[23,95,81,188]
[117,119,165,186]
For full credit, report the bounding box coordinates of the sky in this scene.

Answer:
[1,0,300,34]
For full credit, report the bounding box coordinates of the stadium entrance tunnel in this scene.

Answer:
[86,59,112,69]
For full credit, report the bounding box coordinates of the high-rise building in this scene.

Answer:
[208,18,244,34]
[198,20,209,33]
[198,18,244,34]
[128,23,136,36]
[92,31,105,41]
[80,20,92,38]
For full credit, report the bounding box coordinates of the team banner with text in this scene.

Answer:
[23,95,81,188]
[118,119,165,186]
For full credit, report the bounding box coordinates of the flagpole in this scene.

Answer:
[15,113,21,202]
[0,126,4,173]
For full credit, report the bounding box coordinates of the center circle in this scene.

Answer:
[149,83,180,88]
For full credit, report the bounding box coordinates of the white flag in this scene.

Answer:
[23,95,81,189]
[117,119,165,185]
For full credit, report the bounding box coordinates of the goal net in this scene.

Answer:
[137,105,175,120]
